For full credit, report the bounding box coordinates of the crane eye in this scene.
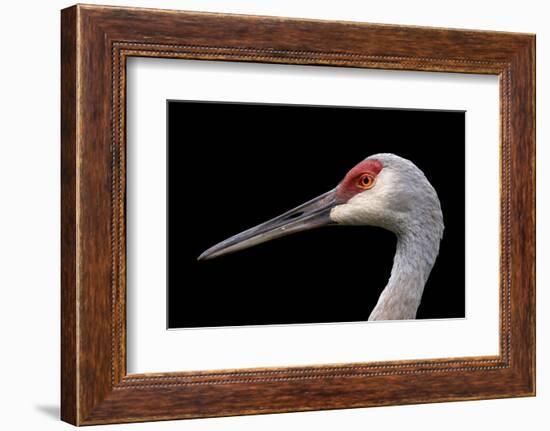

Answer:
[358,173,375,189]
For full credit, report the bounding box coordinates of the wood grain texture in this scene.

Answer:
[60,5,78,425]
[60,4,535,425]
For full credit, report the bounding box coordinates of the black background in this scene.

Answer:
[167,101,465,328]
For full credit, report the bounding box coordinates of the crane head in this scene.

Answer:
[198,153,442,261]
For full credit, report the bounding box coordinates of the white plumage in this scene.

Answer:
[199,153,444,321]
[331,154,444,320]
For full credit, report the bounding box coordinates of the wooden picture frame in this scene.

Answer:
[61,4,535,425]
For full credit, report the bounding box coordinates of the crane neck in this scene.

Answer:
[368,227,441,321]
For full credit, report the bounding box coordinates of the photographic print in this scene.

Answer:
[61,6,535,423]
[167,101,465,328]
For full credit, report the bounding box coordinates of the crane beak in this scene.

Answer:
[198,188,340,261]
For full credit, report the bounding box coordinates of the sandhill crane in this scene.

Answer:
[198,154,444,321]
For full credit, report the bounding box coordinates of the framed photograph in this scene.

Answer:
[61,4,535,425]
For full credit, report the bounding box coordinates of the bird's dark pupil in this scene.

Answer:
[363,176,370,185]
